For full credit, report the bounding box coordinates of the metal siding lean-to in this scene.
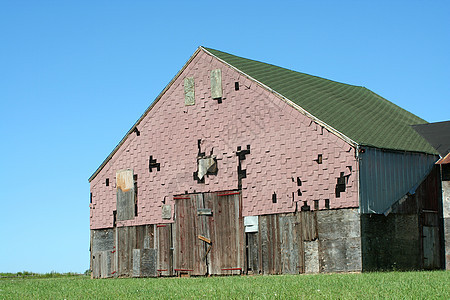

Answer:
[359,147,439,214]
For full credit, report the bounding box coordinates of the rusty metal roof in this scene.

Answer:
[436,153,450,165]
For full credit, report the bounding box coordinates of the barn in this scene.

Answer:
[88,47,444,278]
[413,121,450,270]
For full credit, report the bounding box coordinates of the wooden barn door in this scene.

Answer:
[173,194,207,275]
[205,191,243,275]
[173,191,243,276]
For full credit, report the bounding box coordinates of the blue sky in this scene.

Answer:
[0,1,449,273]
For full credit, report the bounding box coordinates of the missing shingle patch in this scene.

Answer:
[301,201,310,211]
[315,154,323,164]
[335,172,347,198]
[149,156,160,172]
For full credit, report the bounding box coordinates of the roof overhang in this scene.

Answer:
[412,121,450,157]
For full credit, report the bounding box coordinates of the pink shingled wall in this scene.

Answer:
[90,49,359,229]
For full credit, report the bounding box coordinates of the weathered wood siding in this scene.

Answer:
[156,224,173,276]
[91,229,115,278]
[91,225,157,278]
[250,208,360,275]
[205,192,243,275]
[116,169,135,221]
[173,194,207,275]
[173,191,243,276]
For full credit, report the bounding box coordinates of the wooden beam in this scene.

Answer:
[198,235,211,244]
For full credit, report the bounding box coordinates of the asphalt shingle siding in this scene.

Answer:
[203,47,436,154]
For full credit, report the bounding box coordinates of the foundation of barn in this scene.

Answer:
[90,207,364,278]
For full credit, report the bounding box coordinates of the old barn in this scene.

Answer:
[89,47,445,278]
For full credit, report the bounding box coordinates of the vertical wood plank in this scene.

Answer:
[205,191,241,275]
[157,224,173,276]
[184,77,195,106]
[132,249,140,277]
[210,69,223,99]
[116,169,135,221]
[279,214,299,274]
[296,212,305,273]
[173,194,207,275]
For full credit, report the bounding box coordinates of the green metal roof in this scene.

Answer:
[203,47,436,154]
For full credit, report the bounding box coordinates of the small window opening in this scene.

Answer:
[235,82,240,91]
[134,127,140,136]
[325,199,330,209]
[317,154,322,164]
[297,177,302,186]
[272,192,277,203]
[314,200,319,210]
[90,192,92,204]
[106,178,109,186]
[113,210,117,227]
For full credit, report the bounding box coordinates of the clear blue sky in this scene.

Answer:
[0,1,449,273]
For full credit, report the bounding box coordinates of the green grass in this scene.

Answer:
[0,271,84,279]
[0,271,448,299]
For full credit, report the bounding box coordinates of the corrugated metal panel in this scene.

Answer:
[359,147,438,214]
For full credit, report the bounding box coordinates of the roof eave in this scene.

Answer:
[358,143,439,156]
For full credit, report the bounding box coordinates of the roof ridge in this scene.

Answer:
[201,46,436,154]
[201,46,364,89]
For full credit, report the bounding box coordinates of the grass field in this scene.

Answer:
[0,271,449,299]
